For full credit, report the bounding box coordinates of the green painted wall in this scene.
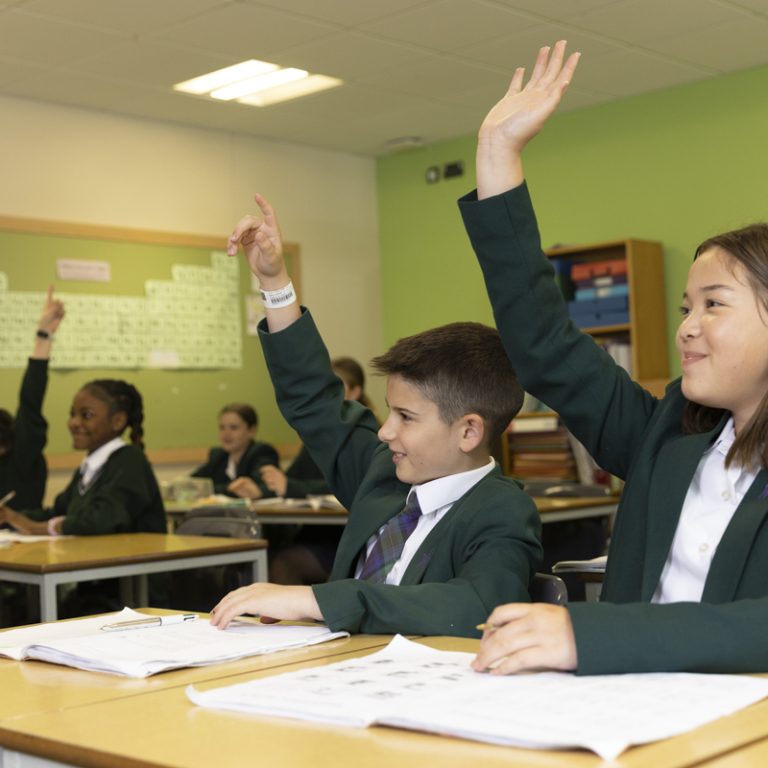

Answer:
[377,63,768,379]
[0,234,296,453]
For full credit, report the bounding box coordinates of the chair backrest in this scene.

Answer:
[176,511,261,539]
[529,572,568,605]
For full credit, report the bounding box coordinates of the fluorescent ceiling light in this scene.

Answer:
[210,67,307,101]
[173,60,277,95]
[174,60,343,107]
[238,74,343,107]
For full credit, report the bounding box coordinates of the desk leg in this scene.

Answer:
[252,550,268,583]
[40,577,58,622]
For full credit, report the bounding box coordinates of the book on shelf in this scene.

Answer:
[508,413,560,433]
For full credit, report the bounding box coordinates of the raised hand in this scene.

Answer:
[38,286,65,335]
[227,193,288,289]
[477,41,580,198]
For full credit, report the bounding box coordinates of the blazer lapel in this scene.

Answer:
[703,469,768,602]
[641,427,721,599]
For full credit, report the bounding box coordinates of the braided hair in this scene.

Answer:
[83,379,146,450]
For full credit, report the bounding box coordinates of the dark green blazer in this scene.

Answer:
[27,444,166,535]
[0,358,48,510]
[459,182,768,674]
[192,440,279,497]
[259,311,542,637]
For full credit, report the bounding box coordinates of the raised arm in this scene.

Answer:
[227,194,299,333]
[477,40,580,200]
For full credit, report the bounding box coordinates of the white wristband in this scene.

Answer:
[260,281,296,309]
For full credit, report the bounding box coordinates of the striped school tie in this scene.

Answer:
[358,492,422,584]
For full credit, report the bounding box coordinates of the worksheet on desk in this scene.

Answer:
[188,635,768,761]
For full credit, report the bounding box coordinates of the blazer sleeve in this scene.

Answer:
[568,599,768,674]
[191,448,230,495]
[284,445,331,498]
[13,358,49,471]
[259,311,380,509]
[458,184,658,479]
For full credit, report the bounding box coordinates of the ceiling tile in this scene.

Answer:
[18,0,225,34]
[240,0,433,28]
[148,3,339,59]
[646,17,768,72]
[0,8,127,66]
[357,0,540,53]
[573,0,746,47]
[270,30,435,81]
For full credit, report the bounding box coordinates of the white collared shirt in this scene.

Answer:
[356,456,496,585]
[79,436,127,492]
[653,418,758,603]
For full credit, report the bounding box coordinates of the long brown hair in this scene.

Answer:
[682,223,768,470]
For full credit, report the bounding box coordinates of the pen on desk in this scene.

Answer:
[0,490,16,507]
[101,614,197,632]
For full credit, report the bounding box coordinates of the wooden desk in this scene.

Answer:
[1,636,767,768]
[0,612,393,723]
[167,496,618,530]
[0,534,268,622]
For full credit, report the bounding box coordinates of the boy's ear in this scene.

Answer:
[457,413,486,453]
[111,411,128,434]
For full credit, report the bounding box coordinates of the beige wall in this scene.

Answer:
[0,94,385,463]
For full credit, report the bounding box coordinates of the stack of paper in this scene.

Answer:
[0,608,348,678]
[188,636,768,761]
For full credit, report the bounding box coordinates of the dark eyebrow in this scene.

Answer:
[682,284,736,299]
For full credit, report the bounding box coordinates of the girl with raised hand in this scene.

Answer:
[462,41,768,675]
[0,378,165,536]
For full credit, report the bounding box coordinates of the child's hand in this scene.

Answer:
[471,603,578,674]
[260,465,288,496]
[209,583,322,629]
[227,476,263,500]
[476,41,580,199]
[479,40,580,152]
[38,286,65,335]
[227,194,288,289]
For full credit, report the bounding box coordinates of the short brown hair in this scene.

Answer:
[219,403,258,429]
[683,223,768,470]
[371,322,523,441]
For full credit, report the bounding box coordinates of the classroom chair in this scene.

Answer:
[529,573,568,605]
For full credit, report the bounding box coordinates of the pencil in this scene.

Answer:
[0,490,15,507]
[475,622,498,632]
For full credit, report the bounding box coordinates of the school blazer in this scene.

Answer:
[26,444,166,536]
[0,357,48,510]
[459,182,768,674]
[192,441,279,496]
[259,311,542,637]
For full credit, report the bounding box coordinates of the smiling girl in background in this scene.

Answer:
[0,379,165,536]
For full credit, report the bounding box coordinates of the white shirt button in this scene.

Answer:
[699,543,709,553]
[721,489,731,501]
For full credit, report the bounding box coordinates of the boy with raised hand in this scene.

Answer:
[210,195,541,637]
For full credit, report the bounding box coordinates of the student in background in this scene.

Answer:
[260,357,375,500]
[463,42,768,674]
[191,403,279,499]
[208,194,542,636]
[0,379,165,535]
[0,287,64,511]
[265,356,375,585]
